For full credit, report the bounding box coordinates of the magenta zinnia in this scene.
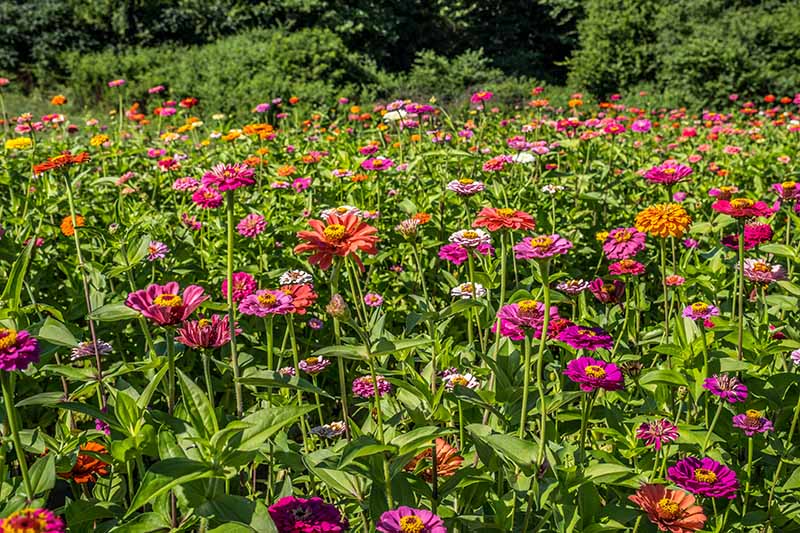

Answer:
[125,282,208,326]
[732,410,774,436]
[267,496,348,533]
[514,234,573,260]
[493,300,560,340]
[352,375,392,398]
[563,356,624,392]
[712,197,774,219]
[201,163,255,191]
[376,507,446,533]
[557,326,614,351]
[0,328,40,371]
[682,302,719,321]
[175,315,239,349]
[602,227,646,259]
[644,160,693,185]
[0,507,65,533]
[238,289,294,316]
[703,373,747,403]
[636,419,679,450]
[667,456,739,499]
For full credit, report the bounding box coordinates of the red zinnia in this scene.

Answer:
[711,197,774,219]
[280,283,318,314]
[472,207,536,232]
[294,212,378,270]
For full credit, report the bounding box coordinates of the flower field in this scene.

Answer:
[1,84,800,533]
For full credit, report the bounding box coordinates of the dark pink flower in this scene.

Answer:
[268,496,348,533]
[176,315,239,349]
[557,326,613,351]
[732,410,774,436]
[201,163,255,191]
[125,282,208,326]
[636,419,679,450]
[603,227,646,259]
[667,457,738,499]
[0,328,40,371]
[563,356,624,392]
[376,506,446,533]
[221,272,257,303]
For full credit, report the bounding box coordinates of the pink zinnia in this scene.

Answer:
[732,410,774,436]
[492,300,559,341]
[268,496,348,533]
[514,234,573,260]
[172,177,200,191]
[557,326,613,351]
[683,302,719,321]
[0,508,65,533]
[236,213,267,237]
[563,356,624,392]
[192,186,223,209]
[125,282,208,326]
[773,180,800,200]
[238,289,294,317]
[603,227,646,259]
[176,315,238,349]
[0,328,40,371]
[352,375,392,398]
[360,157,394,171]
[201,163,255,191]
[608,259,646,276]
[644,160,693,185]
[712,198,774,219]
[637,419,679,450]
[376,507,446,533]
[221,272,256,303]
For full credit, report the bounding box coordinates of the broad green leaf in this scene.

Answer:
[126,458,216,515]
[311,344,367,360]
[483,434,538,469]
[304,463,366,500]
[37,317,78,347]
[1,237,35,312]
[239,370,334,399]
[88,302,141,322]
[137,365,169,411]
[16,392,64,407]
[235,405,315,452]
[338,436,396,469]
[638,369,688,388]
[27,453,56,497]
[178,369,219,439]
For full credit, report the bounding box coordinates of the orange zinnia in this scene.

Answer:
[413,212,432,224]
[404,438,463,482]
[50,94,67,105]
[33,151,90,175]
[635,203,691,238]
[60,215,85,236]
[58,442,110,484]
[629,484,706,533]
[294,212,378,271]
[473,207,536,232]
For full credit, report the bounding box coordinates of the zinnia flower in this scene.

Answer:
[772,180,800,200]
[712,197,774,219]
[682,302,719,321]
[376,507,446,533]
[0,328,40,371]
[514,234,573,260]
[192,186,224,209]
[644,161,693,185]
[70,339,112,362]
[311,421,347,439]
[636,419,679,450]
[441,368,480,390]
[451,282,487,299]
[732,409,774,436]
[446,178,485,196]
[608,259,646,276]
[404,438,464,482]
[635,204,692,238]
[239,290,294,316]
[221,272,257,303]
[721,223,773,250]
[175,315,238,349]
[352,375,392,398]
[703,373,747,403]
[364,293,383,307]
[60,215,85,237]
[667,457,739,499]
[557,279,590,295]
[147,241,169,261]
[268,496,348,533]
[299,356,332,375]
[201,163,255,191]
[294,213,379,270]
[449,229,492,249]
[589,278,625,304]
[280,284,318,314]
[280,270,313,286]
[743,258,786,284]
[236,213,267,237]
[125,282,208,326]
[563,356,624,392]
[493,300,560,340]
[0,508,65,533]
[472,207,536,232]
[628,484,706,533]
[603,227,646,259]
[58,442,109,484]
[557,326,614,351]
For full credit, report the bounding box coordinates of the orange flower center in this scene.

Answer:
[324,224,347,241]
[584,365,606,378]
[614,230,633,242]
[782,181,796,190]
[3,509,51,533]
[518,299,538,312]
[691,302,708,313]
[258,293,278,306]
[530,236,554,248]
[399,516,425,533]
[497,208,515,217]
[153,294,183,307]
[746,409,762,421]
[578,329,597,337]
[663,168,676,175]
[451,376,469,387]
[752,261,771,273]
[0,328,18,350]
[304,356,320,365]
[730,198,754,209]
[618,259,636,269]
[656,498,681,519]
[694,468,717,483]
[461,230,479,239]
[458,178,474,184]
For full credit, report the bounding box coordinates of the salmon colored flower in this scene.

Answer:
[294,213,378,270]
[628,484,706,533]
[33,151,90,175]
[473,207,536,232]
[404,438,464,482]
[58,442,109,484]
[280,283,318,314]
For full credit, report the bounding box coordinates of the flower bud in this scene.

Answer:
[326,294,349,319]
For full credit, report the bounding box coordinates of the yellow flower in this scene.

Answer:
[5,137,32,150]
[595,231,609,242]
[635,203,692,238]
[90,134,109,147]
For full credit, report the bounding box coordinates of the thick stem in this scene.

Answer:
[330,261,351,440]
[743,437,754,515]
[368,355,393,508]
[287,317,309,449]
[534,261,551,466]
[518,335,532,438]
[201,349,214,408]
[166,329,176,415]
[226,190,243,416]
[737,228,745,361]
[1,373,34,501]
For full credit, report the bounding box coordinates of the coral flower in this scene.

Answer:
[636,419,679,450]
[603,227,646,259]
[33,151,90,175]
[175,315,238,349]
[711,198,774,219]
[58,442,109,484]
[238,290,294,317]
[268,496,348,533]
[472,207,536,232]
[60,215,85,237]
[376,507,446,533]
[200,163,255,191]
[667,457,739,499]
[280,283,318,314]
[514,234,573,260]
[404,438,464,482]
[635,203,692,238]
[563,356,624,392]
[0,508,65,533]
[125,282,208,326]
[0,328,40,371]
[628,484,706,533]
[732,410,774,436]
[294,213,379,270]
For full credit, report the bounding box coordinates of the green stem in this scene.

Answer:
[1,373,34,501]
[743,437,753,515]
[767,391,800,518]
[368,355,393,508]
[701,402,724,454]
[287,316,309,450]
[518,335,532,439]
[535,261,551,466]
[201,349,214,408]
[660,239,670,342]
[166,329,176,415]
[737,228,745,361]
[330,261,351,440]
[226,190,243,416]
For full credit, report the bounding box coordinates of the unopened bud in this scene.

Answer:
[395,218,420,239]
[326,294,349,319]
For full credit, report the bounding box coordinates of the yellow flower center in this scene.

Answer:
[0,328,18,350]
[451,376,469,387]
[618,259,636,269]
[324,224,347,241]
[518,299,538,312]
[720,186,736,193]
[691,302,708,313]
[461,231,479,239]
[782,181,796,190]
[399,515,425,533]
[584,365,606,378]
[694,468,717,483]
[458,178,474,185]
[497,208,515,217]
[153,294,183,307]
[530,236,554,248]
[752,261,771,273]
[578,329,597,337]
[304,356,320,365]
[746,409,762,421]
[258,293,278,306]
[656,498,681,519]
[663,167,676,175]
[614,230,633,242]
[198,318,211,329]
[730,198,754,209]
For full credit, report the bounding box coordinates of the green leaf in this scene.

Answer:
[178,369,219,440]
[760,244,797,259]
[1,237,35,312]
[338,436,396,469]
[198,496,277,532]
[38,317,78,347]
[16,392,64,407]
[311,344,367,360]
[108,512,171,533]
[638,369,688,388]
[126,458,216,516]
[239,370,334,399]
[137,365,169,411]
[27,453,56,497]
[88,302,141,322]
[370,337,432,356]
[483,434,538,469]
[114,389,141,435]
[304,463,366,500]
[235,405,315,452]
[580,463,634,485]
